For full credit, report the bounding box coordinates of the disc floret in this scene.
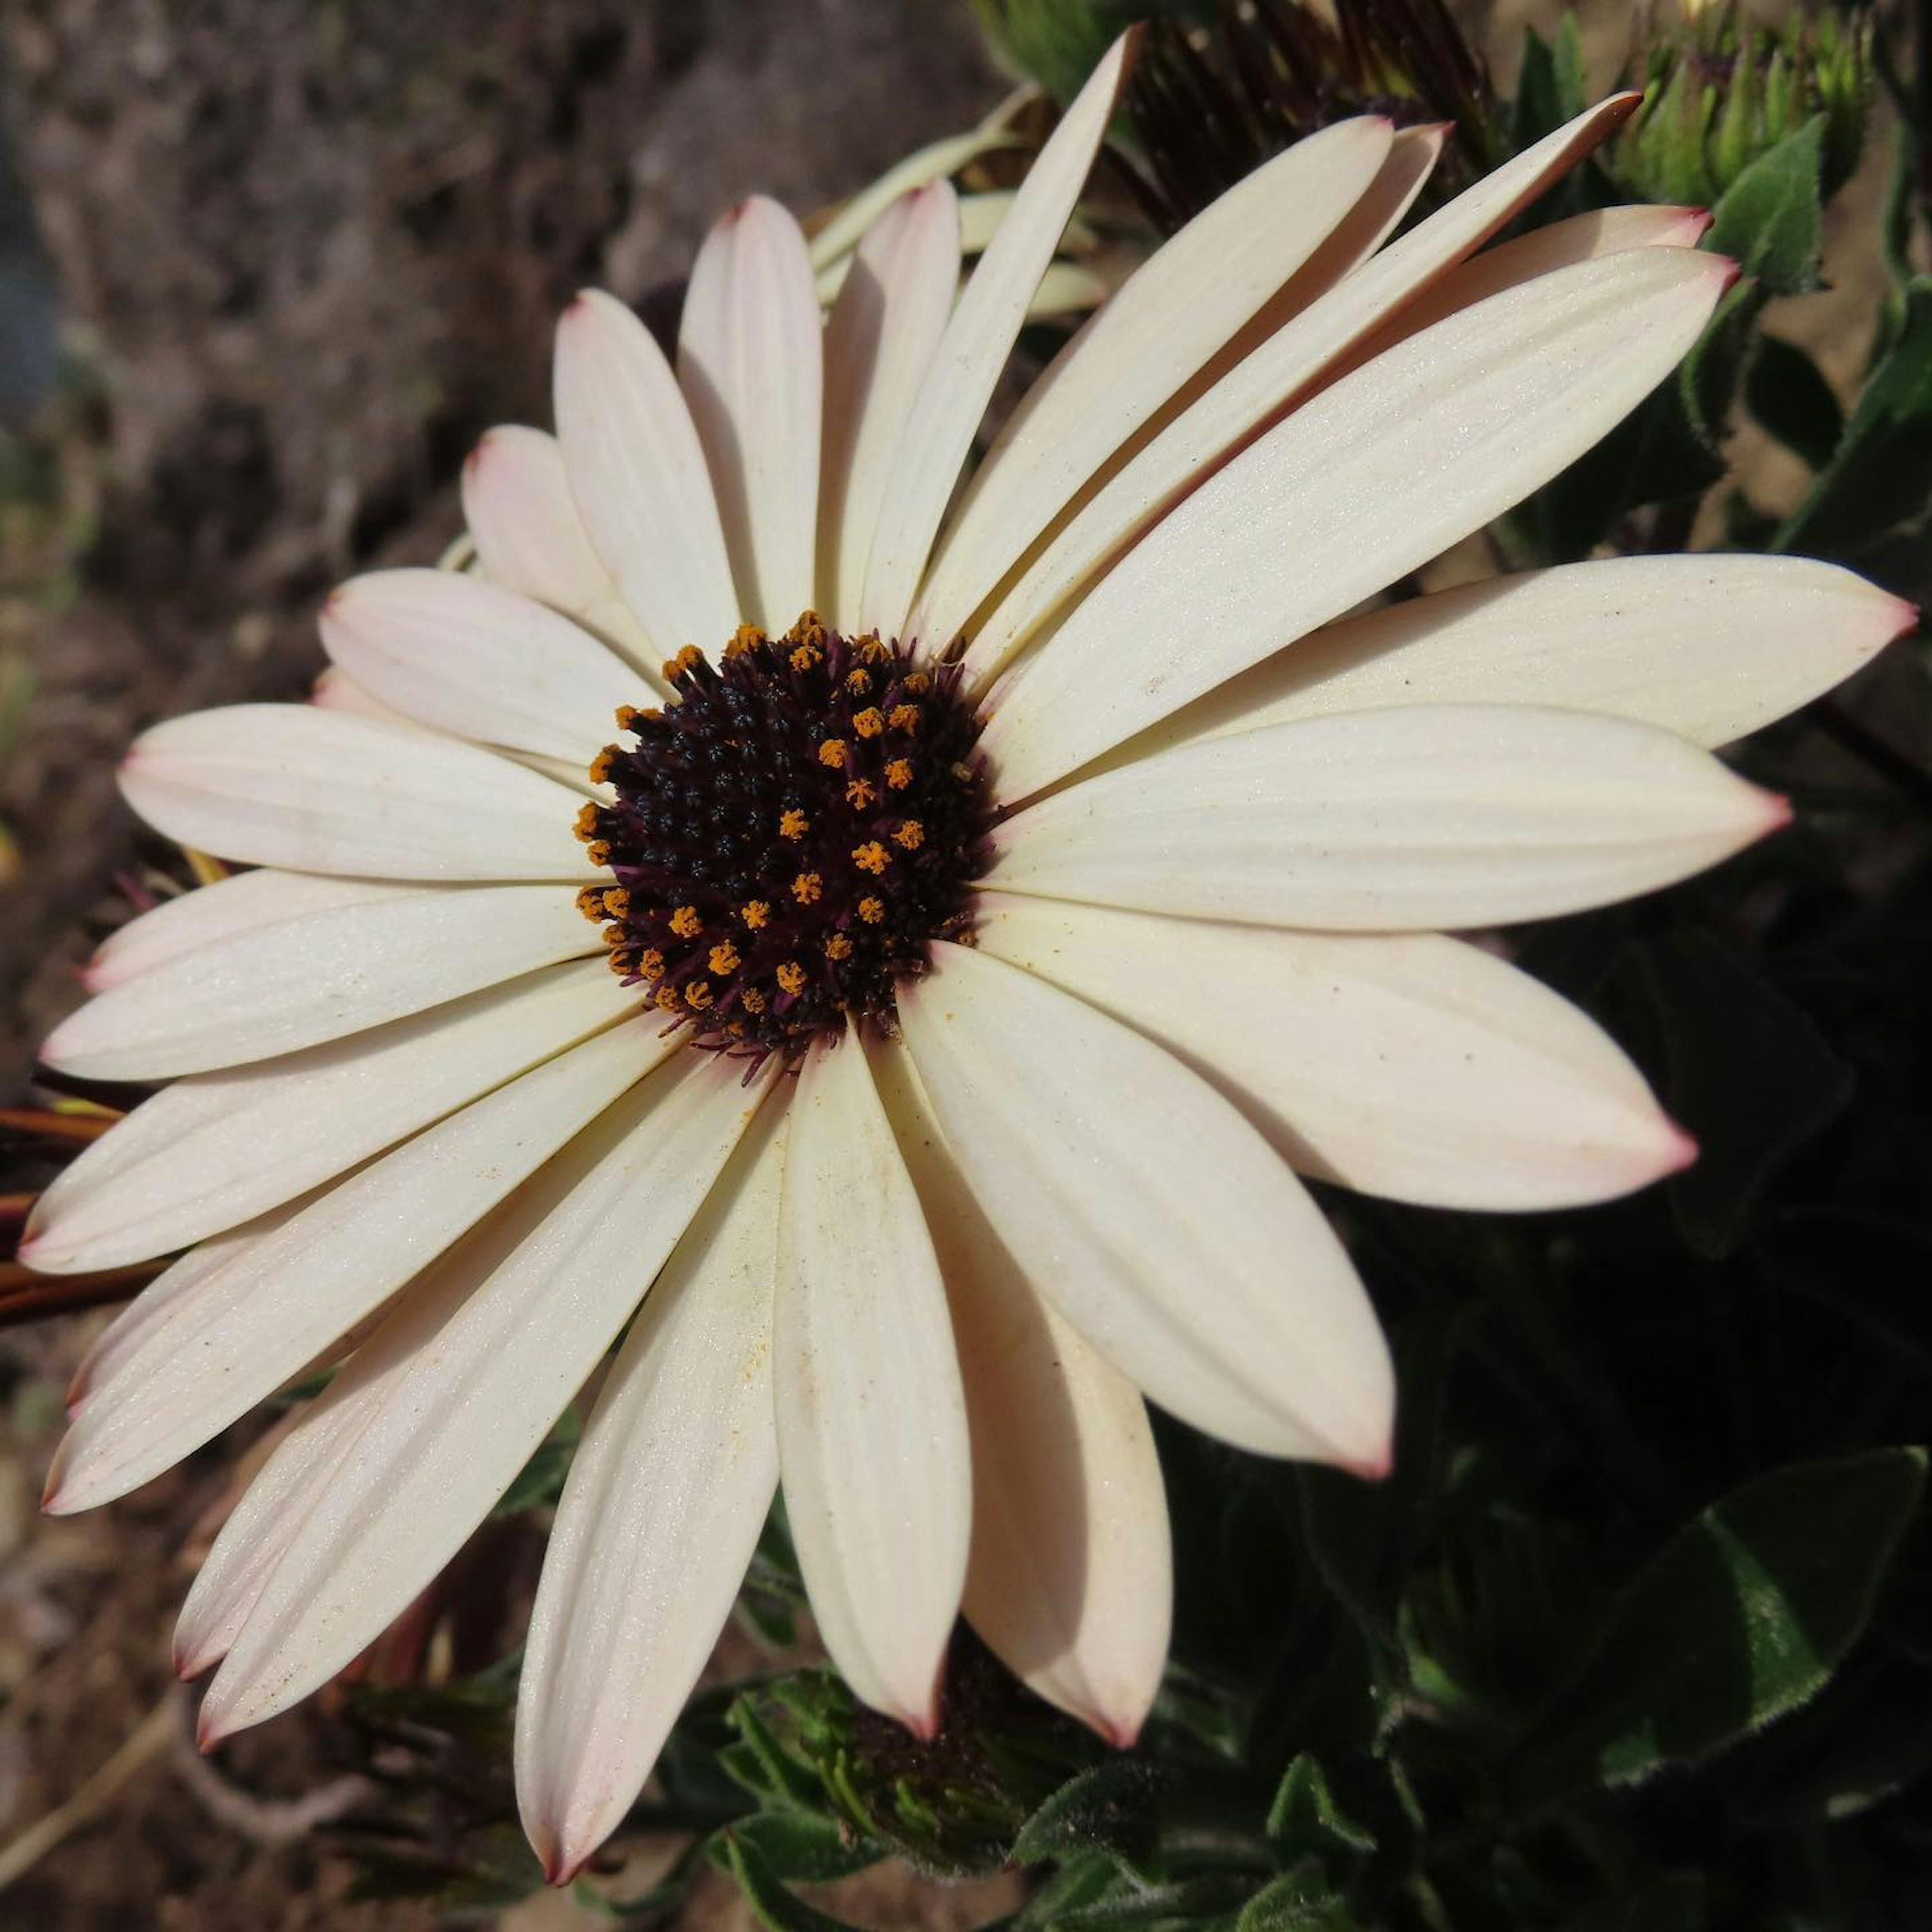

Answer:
[576,612,992,1061]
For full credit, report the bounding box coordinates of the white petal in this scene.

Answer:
[44,884,600,1080]
[857,34,1132,640]
[20,958,634,1274]
[983,247,1732,798]
[898,943,1393,1468]
[197,1052,775,1742]
[461,426,663,681]
[775,1033,970,1734]
[974,893,1693,1210]
[43,1018,679,1515]
[961,95,1639,691]
[311,664,419,727]
[120,704,596,882]
[319,570,639,765]
[819,183,960,633]
[907,116,1396,651]
[85,870,421,992]
[516,1102,787,1884]
[1141,554,1917,759]
[66,1206,303,1407]
[461,425,613,613]
[991,704,1786,933]
[1343,203,1712,367]
[679,198,823,631]
[553,289,740,655]
[870,1040,1169,1742]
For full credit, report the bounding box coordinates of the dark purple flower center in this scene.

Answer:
[574,611,993,1066]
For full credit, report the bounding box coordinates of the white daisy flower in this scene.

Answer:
[24,39,1911,1884]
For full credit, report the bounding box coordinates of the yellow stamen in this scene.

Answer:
[889,703,921,732]
[901,671,931,695]
[779,808,810,840]
[685,981,714,1011]
[885,758,914,790]
[602,887,630,918]
[825,934,853,961]
[669,905,702,938]
[818,739,847,769]
[858,896,885,924]
[585,840,611,866]
[844,668,872,695]
[851,706,886,739]
[740,900,771,930]
[789,642,822,672]
[892,820,924,850]
[726,624,767,659]
[792,871,823,905]
[638,948,665,979]
[573,802,601,840]
[741,986,768,1014]
[853,841,890,875]
[776,961,807,995]
[845,777,877,810]
[588,748,616,784]
[708,941,742,975]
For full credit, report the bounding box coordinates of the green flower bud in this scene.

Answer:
[1616,2,1872,208]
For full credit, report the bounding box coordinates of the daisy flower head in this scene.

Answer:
[26,36,1913,1883]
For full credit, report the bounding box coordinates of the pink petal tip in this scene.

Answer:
[1661,1123,1700,1176]
[1758,789,1796,833]
[1341,1440,1395,1484]
[1887,597,1921,641]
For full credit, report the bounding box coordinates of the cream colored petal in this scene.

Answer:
[553,289,740,655]
[197,1052,774,1743]
[990,704,1786,932]
[983,248,1731,799]
[819,182,960,633]
[870,1038,1169,1743]
[961,95,1640,691]
[775,1034,970,1734]
[516,1103,787,1885]
[461,425,663,682]
[1138,554,1917,760]
[44,1018,677,1514]
[679,198,823,630]
[857,34,1133,640]
[319,569,638,765]
[907,116,1396,653]
[44,886,600,1080]
[120,704,597,882]
[84,870,421,992]
[974,893,1693,1210]
[898,944,1393,1469]
[20,958,633,1274]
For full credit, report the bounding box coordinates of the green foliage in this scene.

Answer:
[1510,1451,1927,1802]
[971,0,1212,103]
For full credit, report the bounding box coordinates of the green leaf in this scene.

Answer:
[1509,1448,1928,1803]
[1637,931,1854,1259]
[1011,1759,1163,1877]
[1706,116,1826,296]
[711,1829,869,1932]
[972,0,1212,102]
[1264,1754,1377,1862]
[1237,1866,1362,1932]
[1747,334,1845,469]
[1777,279,1932,559]
[729,1809,882,1885]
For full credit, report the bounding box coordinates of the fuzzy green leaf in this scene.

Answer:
[1011,1759,1163,1876]
[711,1830,869,1932]
[1707,116,1826,296]
[1510,1448,1927,1802]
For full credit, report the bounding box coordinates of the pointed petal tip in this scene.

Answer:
[1662,1123,1700,1176]
[1681,207,1714,243]
[173,1638,216,1683]
[195,1700,231,1753]
[1708,253,1743,294]
[1341,1439,1395,1484]
[1887,597,1921,641]
[1758,788,1796,834]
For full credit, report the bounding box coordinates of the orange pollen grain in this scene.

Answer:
[792,872,824,905]
[817,740,848,769]
[740,900,771,930]
[776,961,807,995]
[858,896,885,924]
[779,808,810,840]
[885,759,914,790]
[669,905,702,938]
[853,841,890,875]
[851,706,886,739]
[708,942,741,975]
[889,703,921,732]
[825,934,853,960]
[892,820,924,850]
